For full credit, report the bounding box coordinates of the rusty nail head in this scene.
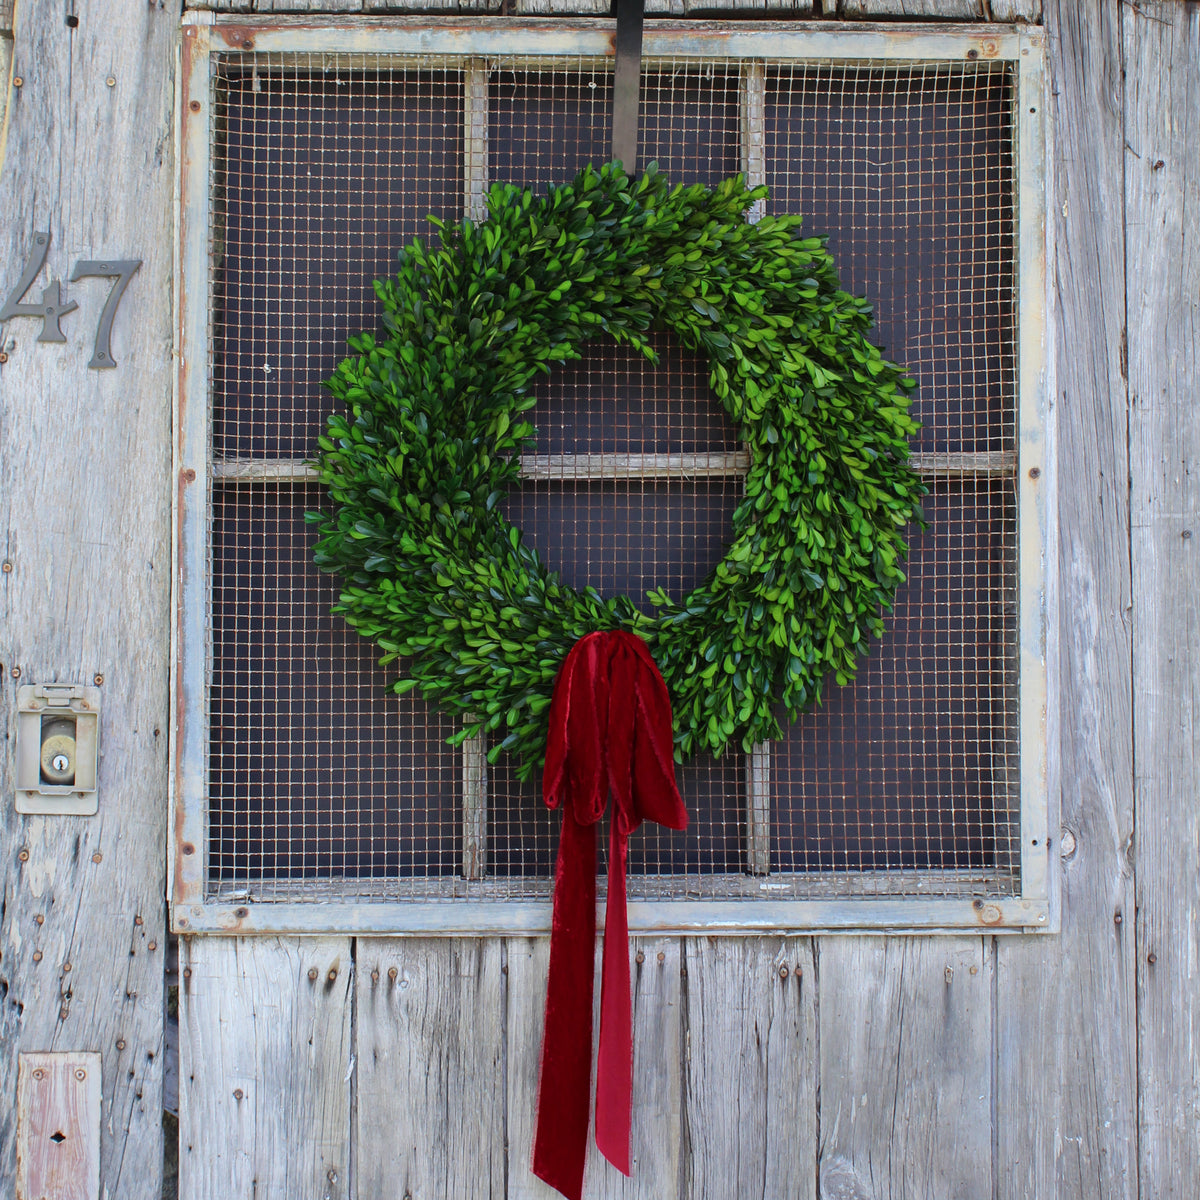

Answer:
[183,967,192,979]
[657,951,665,963]
[116,1038,126,1050]
[966,49,979,60]
[179,918,189,929]
[779,964,789,979]
[327,968,338,982]
[635,951,644,964]
[233,1088,244,1101]
[1115,910,1123,924]
[35,914,44,925]
[106,76,116,87]
[149,942,157,951]
[134,915,144,926]
[242,37,254,49]
[91,852,102,863]
[11,666,20,678]
[1183,530,1193,540]
[33,1068,44,1080]
[234,906,249,918]
[1148,952,1157,964]
[94,673,104,686]
[1,559,11,570]
[308,967,318,982]
[371,969,380,983]
[32,951,43,962]
[388,966,398,982]
[1029,466,1041,479]
[12,76,22,88]
[63,961,72,972]
[75,1068,86,1081]
[18,848,29,862]
[0,352,7,365]
[182,843,195,856]
[189,99,201,112]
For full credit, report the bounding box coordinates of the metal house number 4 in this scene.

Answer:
[0,230,140,369]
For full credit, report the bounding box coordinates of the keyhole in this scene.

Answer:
[50,1131,66,1144]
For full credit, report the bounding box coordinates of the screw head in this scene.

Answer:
[12,76,23,88]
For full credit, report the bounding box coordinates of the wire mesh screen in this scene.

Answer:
[204,49,1020,904]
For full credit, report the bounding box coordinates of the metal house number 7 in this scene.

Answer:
[0,230,141,369]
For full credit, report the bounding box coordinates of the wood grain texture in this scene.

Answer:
[995,3,1138,1197]
[1124,5,1200,1197]
[818,938,992,1200]
[989,0,1041,21]
[178,938,353,1200]
[260,0,363,11]
[683,938,816,1200]
[0,2,174,1197]
[16,1052,102,1200]
[355,939,505,1200]
[507,936,684,1200]
[841,0,982,17]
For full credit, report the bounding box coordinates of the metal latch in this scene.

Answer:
[15,683,102,815]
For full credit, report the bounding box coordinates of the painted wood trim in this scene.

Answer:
[1015,29,1052,906]
[190,14,1026,64]
[173,894,1049,935]
[173,22,214,909]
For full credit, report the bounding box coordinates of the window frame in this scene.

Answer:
[172,13,1054,936]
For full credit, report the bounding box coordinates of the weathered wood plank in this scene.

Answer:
[0,2,174,1197]
[1124,5,1200,1196]
[507,937,683,1200]
[683,937,816,1200]
[355,939,505,1200]
[258,0,363,11]
[841,0,982,17]
[214,449,1010,485]
[990,0,1041,22]
[16,1052,102,1200]
[178,937,353,1200]
[818,938,991,1200]
[994,3,1138,1197]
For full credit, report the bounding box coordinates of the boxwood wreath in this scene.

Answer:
[310,164,925,780]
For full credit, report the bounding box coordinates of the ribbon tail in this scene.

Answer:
[595,816,633,1175]
[533,804,597,1200]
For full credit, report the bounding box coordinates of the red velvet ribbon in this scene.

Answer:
[533,630,687,1200]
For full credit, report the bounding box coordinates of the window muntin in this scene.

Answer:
[174,19,1050,933]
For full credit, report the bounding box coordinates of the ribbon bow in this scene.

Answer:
[533,630,688,1200]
